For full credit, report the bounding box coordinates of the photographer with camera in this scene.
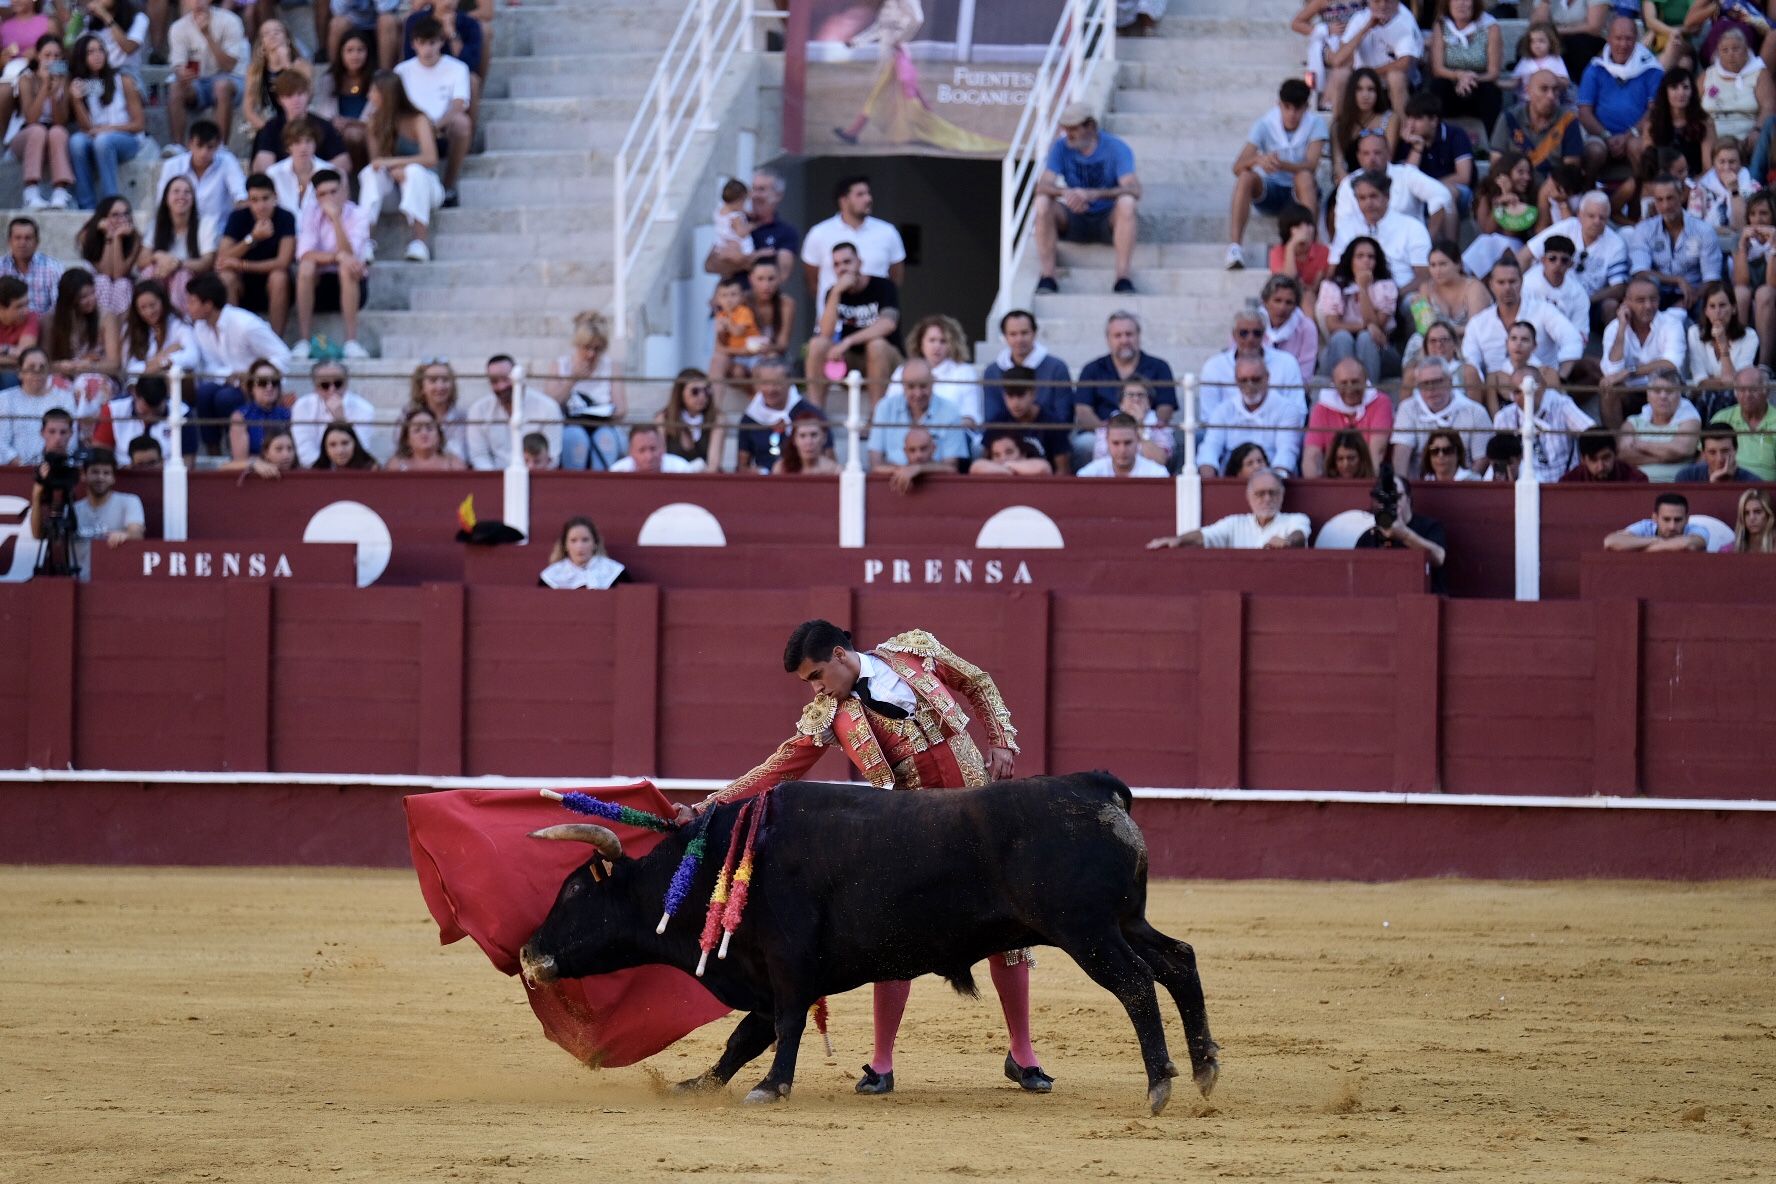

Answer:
[29,442,143,580]
[1355,463,1448,593]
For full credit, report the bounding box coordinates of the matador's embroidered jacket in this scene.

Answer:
[703,629,1019,807]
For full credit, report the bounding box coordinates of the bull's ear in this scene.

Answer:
[529,824,624,860]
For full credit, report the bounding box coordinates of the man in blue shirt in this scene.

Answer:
[1074,310,1177,425]
[1033,102,1143,294]
[1577,15,1663,177]
[981,309,1073,427]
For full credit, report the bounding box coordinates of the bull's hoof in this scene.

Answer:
[1194,1042,1222,1098]
[742,1085,788,1104]
[673,1073,722,1093]
[1147,1077,1172,1117]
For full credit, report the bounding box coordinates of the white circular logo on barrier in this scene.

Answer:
[1313,510,1376,550]
[974,506,1064,550]
[1688,514,1735,553]
[0,495,38,582]
[302,501,392,586]
[637,503,727,547]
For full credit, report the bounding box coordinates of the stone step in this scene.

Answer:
[460,148,609,179]
[424,229,612,260]
[407,283,611,313]
[485,118,630,152]
[485,51,661,79]
[1055,241,1273,270]
[1116,41,1302,77]
[1040,265,1270,299]
[480,95,641,126]
[361,258,613,306]
[457,173,612,206]
[499,66,662,101]
[1108,115,1249,156]
[363,309,584,339]
[1154,0,1300,15]
[511,17,676,55]
[431,203,614,235]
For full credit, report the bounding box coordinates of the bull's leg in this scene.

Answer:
[1067,935,1176,1116]
[676,1010,776,1092]
[743,1002,810,1104]
[1126,920,1220,1099]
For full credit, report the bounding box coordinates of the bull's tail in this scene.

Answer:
[940,964,980,998]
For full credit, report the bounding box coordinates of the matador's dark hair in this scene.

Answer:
[783,619,852,672]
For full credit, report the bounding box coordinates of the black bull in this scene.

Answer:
[519,772,1219,1114]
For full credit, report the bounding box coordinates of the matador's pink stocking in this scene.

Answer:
[869,979,913,1074]
[990,957,1039,1068]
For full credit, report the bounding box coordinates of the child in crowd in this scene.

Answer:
[1693,140,1758,254]
[712,177,753,262]
[1507,22,1569,101]
[1269,203,1331,289]
[709,273,766,398]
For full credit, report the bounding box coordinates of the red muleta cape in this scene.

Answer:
[404,781,732,1067]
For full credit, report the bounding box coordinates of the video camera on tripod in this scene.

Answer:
[34,447,89,578]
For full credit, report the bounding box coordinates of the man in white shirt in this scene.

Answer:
[1493,369,1596,482]
[1076,414,1168,477]
[1520,234,1592,341]
[155,121,248,229]
[1462,257,1585,377]
[1331,131,1452,241]
[184,272,292,453]
[1599,274,1689,427]
[289,360,387,466]
[1198,358,1308,476]
[466,353,563,470]
[1390,358,1494,475]
[1147,468,1311,549]
[167,0,249,143]
[609,424,693,473]
[394,16,473,199]
[800,175,906,309]
[1227,78,1328,270]
[1329,171,1432,291]
[1198,310,1306,424]
[1326,0,1423,117]
[1522,191,1628,322]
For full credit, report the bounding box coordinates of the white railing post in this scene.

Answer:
[613,153,628,343]
[1176,373,1201,534]
[162,365,188,542]
[1514,373,1540,602]
[697,0,715,129]
[504,364,530,541]
[1069,0,1085,101]
[840,369,865,547]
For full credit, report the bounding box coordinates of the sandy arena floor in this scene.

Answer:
[1,869,1772,1182]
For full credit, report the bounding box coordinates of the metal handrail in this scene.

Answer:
[994,0,1116,326]
[612,0,780,346]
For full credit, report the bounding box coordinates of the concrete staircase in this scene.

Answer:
[1030,0,1302,381]
[0,0,687,413]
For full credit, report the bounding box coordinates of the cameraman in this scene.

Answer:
[1356,468,1448,593]
[30,445,144,581]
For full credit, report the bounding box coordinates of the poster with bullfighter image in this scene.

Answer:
[790,0,1067,158]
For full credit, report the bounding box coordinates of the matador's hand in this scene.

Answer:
[987,746,1016,781]
[672,802,698,826]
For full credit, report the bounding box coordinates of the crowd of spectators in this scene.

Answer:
[0,0,486,372]
[1203,0,1776,503]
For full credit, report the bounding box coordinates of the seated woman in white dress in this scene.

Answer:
[538,516,629,590]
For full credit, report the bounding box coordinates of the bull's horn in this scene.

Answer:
[528,824,624,859]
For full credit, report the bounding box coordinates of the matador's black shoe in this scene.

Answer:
[855,1064,894,1095]
[1004,1054,1054,1093]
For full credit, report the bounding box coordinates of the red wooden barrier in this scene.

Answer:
[3,581,1772,799]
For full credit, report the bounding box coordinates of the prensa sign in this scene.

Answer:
[863,557,1034,586]
[92,542,358,584]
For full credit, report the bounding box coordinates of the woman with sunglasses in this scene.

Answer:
[654,367,723,471]
[289,360,382,466]
[388,405,466,472]
[227,357,292,462]
[1417,428,1481,481]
